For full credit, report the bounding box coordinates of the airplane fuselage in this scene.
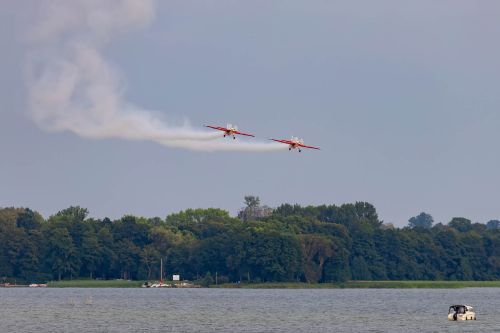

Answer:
[288,142,302,152]
[223,129,237,139]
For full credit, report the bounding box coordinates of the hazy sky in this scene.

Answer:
[1,1,500,226]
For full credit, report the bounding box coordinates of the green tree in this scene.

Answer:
[408,212,434,229]
[141,245,160,280]
[449,217,473,232]
[1,202,499,283]
[115,239,141,280]
[323,246,350,282]
[45,227,79,280]
[486,220,500,230]
[16,208,43,230]
[299,234,335,283]
[246,231,301,282]
[80,230,102,278]
[55,206,89,222]
[351,256,371,280]
[96,226,117,279]
[200,272,214,287]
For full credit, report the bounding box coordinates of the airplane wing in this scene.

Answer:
[298,144,321,150]
[205,125,227,131]
[234,131,255,137]
[205,125,228,132]
[270,139,293,145]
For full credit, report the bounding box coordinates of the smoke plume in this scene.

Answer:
[26,0,286,152]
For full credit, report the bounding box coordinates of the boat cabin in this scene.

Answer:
[448,305,476,321]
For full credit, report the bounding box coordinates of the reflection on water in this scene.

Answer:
[1,288,499,333]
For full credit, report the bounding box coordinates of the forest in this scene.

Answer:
[1,197,499,284]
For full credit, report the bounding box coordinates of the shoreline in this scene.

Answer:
[213,280,500,289]
[7,280,498,289]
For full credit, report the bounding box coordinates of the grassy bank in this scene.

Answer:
[215,280,500,289]
[47,279,143,288]
[45,279,500,288]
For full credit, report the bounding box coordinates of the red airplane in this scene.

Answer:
[270,137,320,152]
[205,124,255,139]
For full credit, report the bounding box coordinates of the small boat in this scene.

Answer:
[150,282,172,288]
[448,305,476,321]
[149,258,172,288]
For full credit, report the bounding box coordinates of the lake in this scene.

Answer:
[1,288,499,332]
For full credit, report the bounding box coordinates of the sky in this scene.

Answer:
[1,0,500,226]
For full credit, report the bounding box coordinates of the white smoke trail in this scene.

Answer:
[25,0,287,152]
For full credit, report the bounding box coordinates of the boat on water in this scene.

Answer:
[141,258,200,288]
[448,305,476,321]
[143,258,172,288]
[150,282,173,288]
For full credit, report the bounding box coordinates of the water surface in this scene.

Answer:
[1,288,499,332]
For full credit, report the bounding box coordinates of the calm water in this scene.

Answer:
[1,288,499,333]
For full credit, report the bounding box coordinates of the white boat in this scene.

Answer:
[448,305,476,321]
[149,258,172,288]
[150,282,172,288]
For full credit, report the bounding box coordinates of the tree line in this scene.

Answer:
[0,199,499,284]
